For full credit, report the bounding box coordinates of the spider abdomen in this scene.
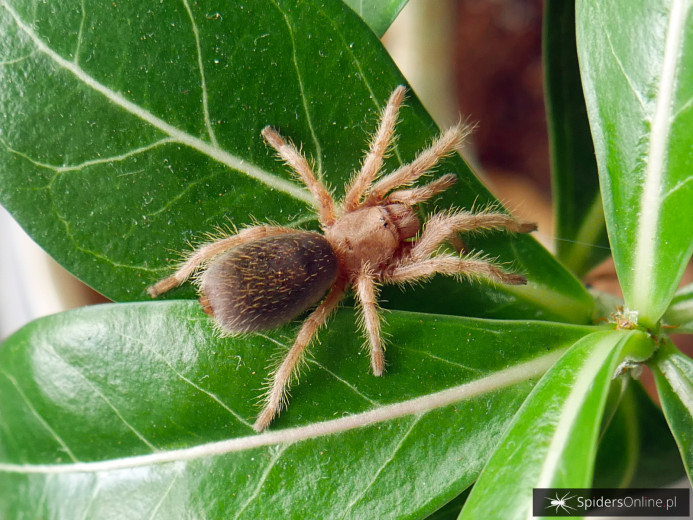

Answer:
[199,232,338,333]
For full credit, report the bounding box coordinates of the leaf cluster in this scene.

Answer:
[0,0,692,518]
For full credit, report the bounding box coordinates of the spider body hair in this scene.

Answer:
[148,85,536,431]
[198,232,338,333]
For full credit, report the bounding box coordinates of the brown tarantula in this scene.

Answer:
[148,86,535,431]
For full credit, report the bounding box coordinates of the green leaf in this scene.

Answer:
[459,329,655,519]
[576,0,693,328]
[422,488,470,520]
[341,0,409,37]
[544,0,609,277]
[664,282,693,332]
[651,340,693,482]
[0,302,596,519]
[594,380,686,487]
[0,0,592,323]
[593,380,641,488]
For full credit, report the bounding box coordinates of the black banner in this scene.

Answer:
[533,488,689,517]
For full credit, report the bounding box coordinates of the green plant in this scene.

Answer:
[0,0,691,518]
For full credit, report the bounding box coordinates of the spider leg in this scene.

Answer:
[406,210,536,264]
[262,126,337,227]
[354,268,385,376]
[384,254,527,286]
[147,226,295,297]
[447,234,467,254]
[363,123,472,205]
[343,86,406,211]
[385,173,457,206]
[254,277,347,432]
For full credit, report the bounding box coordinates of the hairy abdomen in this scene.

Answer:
[199,232,338,333]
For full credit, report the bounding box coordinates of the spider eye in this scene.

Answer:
[380,217,388,227]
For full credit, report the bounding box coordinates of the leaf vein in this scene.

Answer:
[662,175,693,200]
[0,348,567,475]
[594,2,646,111]
[115,331,255,429]
[269,0,324,175]
[147,467,182,520]
[0,369,79,463]
[343,415,421,516]
[46,345,159,451]
[673,94,693,120]
[182,0,217,146]
[256,332,381,406]
[232,445,288,520]
[2,2,313,205]
[0,135,177,173]
[316,6,405,165]
[73,0,86,64]
[396,345,484,375]
[0,50,35,65]
[44,187,157,273]
[79,478,101,520]
[632,0,689,312]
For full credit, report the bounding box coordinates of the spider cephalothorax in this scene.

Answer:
[148,86,535,431]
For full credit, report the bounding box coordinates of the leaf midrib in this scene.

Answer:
[632,0,689,316]
[0,348,565,475]
[533,331,625,489]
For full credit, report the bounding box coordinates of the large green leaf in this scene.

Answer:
[459,329,654,519]
[0,0,591,323]
[0,302,596,518]
[651,340,693,482]
[342,0,409,37]
[544,0,608,277]
[577,0,693,328]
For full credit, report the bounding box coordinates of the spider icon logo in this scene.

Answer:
[545,491,577,514]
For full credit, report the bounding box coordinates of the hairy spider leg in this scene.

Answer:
[407,211,537,263]
[343,86,406,211]
[385,173,458,206]
[386,173,466,253]
[363,124,471,206]
[254,277,348,432]
[147,226,295,297]
[385,254,527,286]
[354,269,385,376]
[261,127,337,227]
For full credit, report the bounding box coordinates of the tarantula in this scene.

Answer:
[148,86,535,431]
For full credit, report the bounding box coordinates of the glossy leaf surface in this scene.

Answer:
[652,340,693,482]
[459,329,654,519]
[577,0,693,327]
[342,0,409,37]
[544,0,608,277]
[0,302,596,519]
[0,0,592,323]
